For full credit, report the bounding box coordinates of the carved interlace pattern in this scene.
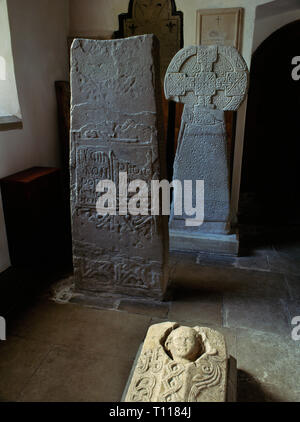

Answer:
[188,356,223,402]
[161,361,185,402]
[129,348,164,401]
[165,45,249,111]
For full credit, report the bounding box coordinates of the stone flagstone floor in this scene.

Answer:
[0,228,299,402]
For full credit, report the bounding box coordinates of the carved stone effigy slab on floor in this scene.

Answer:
[70,35,169,300]
[124,322,233,402]
[164,45,249,254]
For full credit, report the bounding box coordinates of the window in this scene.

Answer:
[0,56,6,81]
[0,0,22,129]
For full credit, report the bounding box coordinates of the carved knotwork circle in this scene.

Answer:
[164,45,249,111]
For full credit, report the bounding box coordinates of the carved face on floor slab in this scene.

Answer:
[125,322,228,402]
[165,326,204,362]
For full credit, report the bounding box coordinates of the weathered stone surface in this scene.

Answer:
[116,0,183,79]
[124,322,228,402]
[171,106,231,234]
[164,45,249,252]
[70,36,169,300]
[165,45,248,110]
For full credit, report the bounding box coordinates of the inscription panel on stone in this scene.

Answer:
[74,141,153,208]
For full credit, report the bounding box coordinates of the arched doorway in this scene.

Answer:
[239,20,300,231]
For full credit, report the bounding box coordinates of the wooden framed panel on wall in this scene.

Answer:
[196,8,243,51]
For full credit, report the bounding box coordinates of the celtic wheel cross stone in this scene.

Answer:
[164,45,249,249]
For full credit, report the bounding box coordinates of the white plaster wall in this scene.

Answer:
[69,0,128,39]
[177,0,272,68]
[0,0,20,117]
[253,7,300,52]
[0,0,69,273]
[69,0,274,67]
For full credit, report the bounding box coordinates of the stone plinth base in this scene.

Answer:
[169,229,239,256]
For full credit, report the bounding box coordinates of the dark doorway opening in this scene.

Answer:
[239,20,300,230]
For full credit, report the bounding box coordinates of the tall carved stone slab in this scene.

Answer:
[125,322,228,402]
[70,35,169,300]
[165,45,249,254]
[115,0,183,79]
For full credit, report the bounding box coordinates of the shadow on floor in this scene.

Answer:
[237,370,280,402]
